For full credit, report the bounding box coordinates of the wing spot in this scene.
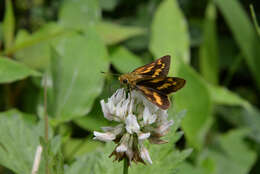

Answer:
[150,78,163,83]
[157,83,172,90]
[152,63,165,77]
[153,92,163,105]
[141,63,155,73]
[140,86,152,94]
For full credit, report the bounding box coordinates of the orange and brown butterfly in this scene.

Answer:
[118,55,186,110]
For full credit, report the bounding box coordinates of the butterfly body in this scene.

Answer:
[118,55,185,110]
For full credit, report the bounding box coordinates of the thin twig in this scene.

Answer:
[43,75,50,174]
[31,145,43,174]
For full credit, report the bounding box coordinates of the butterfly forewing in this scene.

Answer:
[132,55,170,79]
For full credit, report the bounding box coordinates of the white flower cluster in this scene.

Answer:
[94,88,174,165]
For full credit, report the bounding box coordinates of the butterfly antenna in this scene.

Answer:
[101,71,121,77]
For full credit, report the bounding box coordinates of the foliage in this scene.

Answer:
[0,0,259,174]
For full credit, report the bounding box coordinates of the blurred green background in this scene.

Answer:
[0,0,260,173]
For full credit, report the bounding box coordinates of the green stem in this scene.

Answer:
[250,4,260,36]
[123,158,129,174]
[44,74,50,174]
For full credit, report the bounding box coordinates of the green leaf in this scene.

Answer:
[178,162,207,174]
[13,23,66,69]
[208,84,260,142]
[63,138,102,160]
[96,22,145,45]
[0,110,45,174]
[208,129,257,174]
[215,0,260,89]
[181,129,257,174]
[99,0,119,11]
[110,46,144,73]
[150,0,190,73]
[59,0,101,31]
[174,62,213,150]
[50,30,109,123]
[0,57,40,83]
[3,0,15,49]
[218,105,260,143]
[199,3,219,85]
[207,85,248,107]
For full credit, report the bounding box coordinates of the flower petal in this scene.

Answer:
[93,131,116,142]
[101,124,123,135]
[138,132,151,140]
[125,114,140,134]
[101,100,114,121]
[143,107,157,125]
[116,144,127,152]
[156,120,174,136]
[140,146,152,164]
[112,88,125,104]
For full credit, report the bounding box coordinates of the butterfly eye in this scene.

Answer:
[123,79,128,84]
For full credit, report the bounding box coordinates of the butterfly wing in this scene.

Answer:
[137,77,186,95]
[132,55,170,79]
[136,85,170,110]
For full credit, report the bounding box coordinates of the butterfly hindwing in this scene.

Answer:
[132,55,170,78]
[137,85,170,109]
[137,77,186,94]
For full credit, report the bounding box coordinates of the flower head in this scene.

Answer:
[94,88,174,165]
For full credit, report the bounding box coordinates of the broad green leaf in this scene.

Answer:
[3,0,15,49]
[96,22,145,45]
[13,23,66,69]
[181,129,257,174]
[110,46,144,73]
[0,110,44,174]
[99,0,119,11]
[218,105,260,143]
[178,162,207,174]
[0,57,40,83]
[207,84,260,142]
[150,0,190,73]
[207,85,248,107]
[174,62,213,150]
[199,3,219,85]
[50,30,109,123]
[59,0,101,31]
[215,0,260,89]
[208,129,257,174]
[63,138,102,159]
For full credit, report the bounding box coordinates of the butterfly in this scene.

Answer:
[118,55,186,110]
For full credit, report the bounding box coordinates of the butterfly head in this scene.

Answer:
[119,73,135,86]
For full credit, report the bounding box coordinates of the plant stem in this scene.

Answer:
[250,4,260,36]
[43,75,49,174]
[123,158,129,174]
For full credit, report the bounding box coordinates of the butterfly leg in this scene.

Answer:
[127,85,132,101]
